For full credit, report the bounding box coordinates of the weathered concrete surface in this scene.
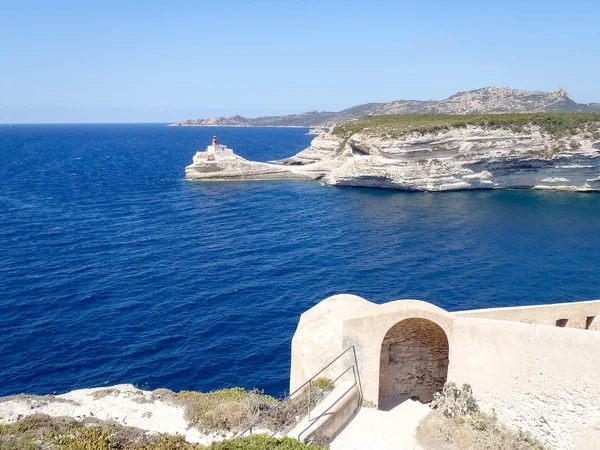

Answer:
[455,299,600,330]
[290,294,379,393]
[291,295,600,449]
[287,381,360,444]
[449,317,600,450]
[291,296,454,406]
[330,400,430,450]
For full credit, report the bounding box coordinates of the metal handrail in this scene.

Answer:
[239,345,363,437]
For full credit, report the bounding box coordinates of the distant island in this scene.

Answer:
[185,112,600,192]
[170,87,600,128]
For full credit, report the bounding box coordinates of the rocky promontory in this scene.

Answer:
[185,113,600,192]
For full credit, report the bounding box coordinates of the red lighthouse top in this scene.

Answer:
[212,136,218,146]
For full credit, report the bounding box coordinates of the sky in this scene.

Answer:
[1,0,599,123]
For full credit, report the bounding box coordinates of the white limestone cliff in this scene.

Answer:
[185,124,600,192]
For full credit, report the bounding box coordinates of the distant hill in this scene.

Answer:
[169,87,600,128]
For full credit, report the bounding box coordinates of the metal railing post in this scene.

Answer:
[239,345,362,437]
[307,379,312,420]
[352,345,363,401]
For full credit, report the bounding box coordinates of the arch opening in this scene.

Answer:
[378,318,449,410]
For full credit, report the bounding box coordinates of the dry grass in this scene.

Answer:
[172,381,334,435]
[0,413,201,449]
[0,414,325,449]
[417,410,547,450]
[91,388,119,400]
[256,381,335,435]
[177,388,277,433]
[420,383,547,450]
[0,384,336,446]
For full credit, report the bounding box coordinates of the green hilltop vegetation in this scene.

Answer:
[331,112,600,140]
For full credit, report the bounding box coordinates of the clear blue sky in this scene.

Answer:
[2,0,599,123]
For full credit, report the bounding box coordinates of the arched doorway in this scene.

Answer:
[378,318,449,410]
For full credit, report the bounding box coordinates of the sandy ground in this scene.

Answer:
[330,399,431,450]
[0,384,230,445]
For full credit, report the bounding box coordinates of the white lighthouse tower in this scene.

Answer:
[192,136,235,164]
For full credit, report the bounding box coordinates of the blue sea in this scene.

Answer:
[1,124,600,398]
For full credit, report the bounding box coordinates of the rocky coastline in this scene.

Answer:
[185,113,600,192]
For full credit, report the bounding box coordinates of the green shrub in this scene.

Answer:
[208,434,325,450]
[0,414,202,450]
[426,383,548,449]
[430,382,479,418]
[311,378,335,391]
[331,113,600,141]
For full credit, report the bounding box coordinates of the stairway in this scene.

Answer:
[330,399,431,450]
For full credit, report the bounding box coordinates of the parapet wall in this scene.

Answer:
[449,316,600,450]
[455,299,600,330]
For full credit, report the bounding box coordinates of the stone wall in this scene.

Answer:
[449,317,600,450]
[455,299,600,330]
[379,318,449,409]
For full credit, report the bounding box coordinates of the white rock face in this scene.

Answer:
[0,384,230,445]
[185,125,600,191]
[185,143,336,182]
[284,126,600,191]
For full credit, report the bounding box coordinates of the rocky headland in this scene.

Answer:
[185,113,600,192]
[171,87,600,128]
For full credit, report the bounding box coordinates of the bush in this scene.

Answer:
[311,378,335,391]
[430,382,479,418]
[208,434,325,450]
[261,379,334,433]
[0,414,202,450]
[178,388,277,433]
[423,383,548,450]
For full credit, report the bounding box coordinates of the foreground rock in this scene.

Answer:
[0,384,211,445]
[186,114,600,192]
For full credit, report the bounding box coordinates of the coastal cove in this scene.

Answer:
[1,124,600,400]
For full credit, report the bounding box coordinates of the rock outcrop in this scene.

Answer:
[171,87,600,128]
[184,145,332,181]
[186,114,600,192]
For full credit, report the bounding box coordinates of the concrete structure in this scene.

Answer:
[291,295,600,450]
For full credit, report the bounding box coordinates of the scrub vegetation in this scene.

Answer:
[418,382,548,450]
[176,388,277,433]
[332,112,600,141]
[0,414,326,450]
[0,382,337,449]
[0,414,199,450]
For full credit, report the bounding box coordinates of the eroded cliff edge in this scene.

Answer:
[185,113,600,191]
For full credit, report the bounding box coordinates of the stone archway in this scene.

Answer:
[378,318,449,410]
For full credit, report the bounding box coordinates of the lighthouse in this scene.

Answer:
[191,136,236,165]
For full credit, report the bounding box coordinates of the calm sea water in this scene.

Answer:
[1,124,600,398]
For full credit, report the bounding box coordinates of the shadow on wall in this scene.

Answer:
[378,318,449,411]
